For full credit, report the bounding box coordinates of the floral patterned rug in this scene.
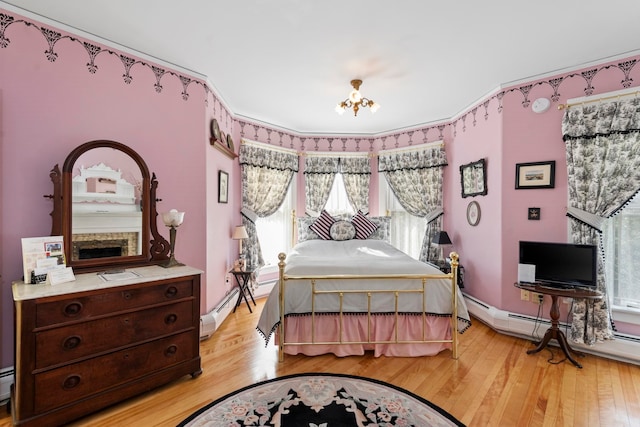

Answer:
[178,373,465,427]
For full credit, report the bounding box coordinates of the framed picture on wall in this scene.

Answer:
[515,161,555,189]
[460,158,487,198]
[218,170,229,203]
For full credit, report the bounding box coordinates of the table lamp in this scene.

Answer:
[232,225,249,271]
[161,209,185,268]
[432,231,452,265]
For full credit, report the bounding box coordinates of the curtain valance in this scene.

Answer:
[304,157,340,174]
[378,145,447,172]
[303,156,371,175]
[239,143,299,172]
[562,98,640,140]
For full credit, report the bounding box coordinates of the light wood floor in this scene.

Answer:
[2,297,639,426]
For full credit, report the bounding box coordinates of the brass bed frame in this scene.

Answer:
[276,251,460,362]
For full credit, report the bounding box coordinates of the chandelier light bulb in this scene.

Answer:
[349,89,362,103]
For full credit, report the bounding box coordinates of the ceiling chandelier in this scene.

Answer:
[335,79,380,116]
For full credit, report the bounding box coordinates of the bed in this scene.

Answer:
[256,212,471,361]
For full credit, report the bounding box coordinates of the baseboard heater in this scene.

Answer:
[464,293,640,366]
[200,287,239,340]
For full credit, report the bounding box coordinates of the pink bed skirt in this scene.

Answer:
[279,314,453,357]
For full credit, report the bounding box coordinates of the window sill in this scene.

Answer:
[612,305,640,326]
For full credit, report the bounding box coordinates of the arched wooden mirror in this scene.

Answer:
[49,140,170,272]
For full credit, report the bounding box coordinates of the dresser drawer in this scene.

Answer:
[33,331,195,413]
[35,279,194,327]
[34,301,194,369]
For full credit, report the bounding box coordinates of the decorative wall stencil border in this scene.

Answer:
[0,12,207,102]
[2,11,639,152]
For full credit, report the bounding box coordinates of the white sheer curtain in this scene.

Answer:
[379,175,427,259]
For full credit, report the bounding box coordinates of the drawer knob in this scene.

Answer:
[165,313,177,324]
[165,345,178,357]
[63,302,83,317]
[165,286,178,298]
[63,335,82,350]
[122,291,132,300]
[62,375,81,390]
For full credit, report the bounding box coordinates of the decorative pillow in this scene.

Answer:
[329,220,356,241]
[309,210,336,240]
[351,210,379,239]
[366,216,391,242]
[297,217,321,242]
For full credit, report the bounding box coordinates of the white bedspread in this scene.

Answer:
[257,240,470,342]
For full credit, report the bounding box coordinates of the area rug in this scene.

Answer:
[178,372,465,427]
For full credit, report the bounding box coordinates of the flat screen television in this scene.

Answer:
[518,241,597,289]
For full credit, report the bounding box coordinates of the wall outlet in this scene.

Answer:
[533,293,544,304]
[520,289,530,301]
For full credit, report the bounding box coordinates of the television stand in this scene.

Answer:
[514,282,603,368]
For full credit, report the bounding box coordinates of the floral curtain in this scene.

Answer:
[562,97,640,344]
[339,156,371,214]
[304,156,339,215]
[378,145,448,263]
[304,155,372,215]
[239,142,298,272]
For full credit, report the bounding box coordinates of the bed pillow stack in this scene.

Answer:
[308,210,379,241]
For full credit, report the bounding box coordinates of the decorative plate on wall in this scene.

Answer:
[226,133,234,151]
[210,119,221,142]
[467,201,481,226]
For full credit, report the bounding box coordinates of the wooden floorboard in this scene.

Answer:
[1,297,639,426]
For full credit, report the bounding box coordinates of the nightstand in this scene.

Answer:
[438,259,464,288]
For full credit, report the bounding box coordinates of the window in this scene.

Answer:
[378,175,426,259]
[603,194,640,314]
[255,179,296,270]
[323,173,355,216]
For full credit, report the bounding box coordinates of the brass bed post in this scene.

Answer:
[277,252,286,362]
[450,252,459,359]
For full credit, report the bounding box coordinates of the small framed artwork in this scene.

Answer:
[460,158,487,198]
[218,170,229,204]
[466,201,481,226]
[515,161,555,189]
[528,207,541,220]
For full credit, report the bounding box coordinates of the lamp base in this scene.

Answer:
[162,256,184,268]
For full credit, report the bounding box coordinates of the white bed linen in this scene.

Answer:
[257,239,470,342]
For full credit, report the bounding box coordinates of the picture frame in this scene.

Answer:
[528,207,541,220]
[218,170,229,204]
[466,201,481,226]
[515,161,555,189]
[460,158,487,198]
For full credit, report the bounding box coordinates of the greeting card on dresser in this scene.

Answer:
[21,236,66,284]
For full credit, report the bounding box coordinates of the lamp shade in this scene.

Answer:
[432,231,452,245]
[232,225,249,240]
[162,209,185,227]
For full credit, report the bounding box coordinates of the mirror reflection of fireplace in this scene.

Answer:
[72,237,135,260]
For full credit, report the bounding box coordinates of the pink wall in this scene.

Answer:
[3,8,640,371]
[0,11,209,366]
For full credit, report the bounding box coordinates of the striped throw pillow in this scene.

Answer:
[351,210,378,239]
[309,210,336,240]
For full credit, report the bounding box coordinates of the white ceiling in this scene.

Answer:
[4,1,640,135]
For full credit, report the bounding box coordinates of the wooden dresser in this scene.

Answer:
[11,265,202,426]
